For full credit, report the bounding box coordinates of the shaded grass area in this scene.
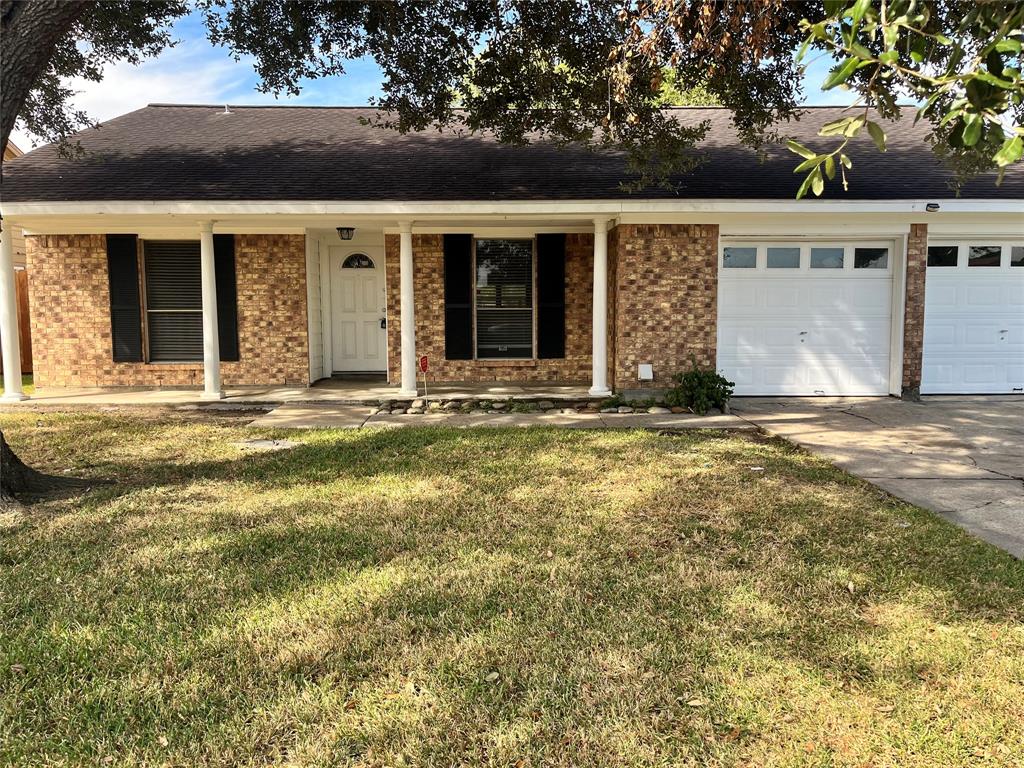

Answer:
[0,374,33,395]
[0,410,1022,767]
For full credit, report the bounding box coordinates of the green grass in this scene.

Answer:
[0,374,33,395]
[1,410,1022,767]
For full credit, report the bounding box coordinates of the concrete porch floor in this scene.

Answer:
[1,379,595,407]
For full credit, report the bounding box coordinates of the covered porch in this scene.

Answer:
[0,211,619,403]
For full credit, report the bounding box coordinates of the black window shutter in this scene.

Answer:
[214,234,239,362]
[536,234,566,359]
[106,234,143,362]
[443,234,473,360]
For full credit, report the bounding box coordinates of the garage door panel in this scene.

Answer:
[718,354,890,395]
[922,252,1024,394]
[966,285,1001,306]
[718,282,757,310]
[928,284,958,307]
[764,284,799,308]
[963,365,998,384]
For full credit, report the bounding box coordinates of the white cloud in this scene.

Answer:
[9,37,252,151]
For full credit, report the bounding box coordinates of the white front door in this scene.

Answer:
[922,242,1024,394]
[717,241,894,396]
[330,248,387,372]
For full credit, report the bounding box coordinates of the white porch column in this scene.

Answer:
[199,221,224,399]
[0,224,25,401]
[398,221,418,396]
[589,218,612,397]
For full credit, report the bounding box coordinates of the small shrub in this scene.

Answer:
[600,394,625,409]
[665,358,734,415]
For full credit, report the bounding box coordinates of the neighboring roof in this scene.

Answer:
[2,104,1021,202]
[3,140,23,162]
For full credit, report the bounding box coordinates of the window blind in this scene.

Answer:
[475,238,533,359]
[144,240,203,362]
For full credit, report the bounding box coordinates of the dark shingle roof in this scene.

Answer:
[2,104,1021,202]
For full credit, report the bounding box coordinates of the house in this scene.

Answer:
[2,140,28,268]
[1,139,33,378]
[0,104,1021,402]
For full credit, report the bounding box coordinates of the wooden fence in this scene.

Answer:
[0,269,33,375]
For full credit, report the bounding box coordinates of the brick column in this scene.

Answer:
[901,223,928,400]
[611,224,718,393]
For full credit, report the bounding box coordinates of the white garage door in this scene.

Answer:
[921,242,1024,394]
[717,242,894,396]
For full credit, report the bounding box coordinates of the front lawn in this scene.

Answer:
[1,410,1022,767]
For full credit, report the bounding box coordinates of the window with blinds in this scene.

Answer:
[475,238,534,359]
[143,240,204,362]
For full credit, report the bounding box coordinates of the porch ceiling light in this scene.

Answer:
[337,226,355,240]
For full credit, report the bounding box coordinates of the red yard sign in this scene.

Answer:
[418,355,429,373]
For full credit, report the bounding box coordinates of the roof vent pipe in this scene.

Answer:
[222,104,232,114]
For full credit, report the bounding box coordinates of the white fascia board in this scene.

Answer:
[3,198,1023,218]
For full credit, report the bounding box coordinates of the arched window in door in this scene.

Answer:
[342,253,375,269]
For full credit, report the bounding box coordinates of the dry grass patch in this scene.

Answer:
[0,409,1022,767]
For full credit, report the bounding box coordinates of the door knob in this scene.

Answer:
[380,317,387,329]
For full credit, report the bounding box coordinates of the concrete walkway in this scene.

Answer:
[249,404,749,430]
[732,396,1024,558]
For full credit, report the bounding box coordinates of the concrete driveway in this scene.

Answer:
[732,396,1024,558]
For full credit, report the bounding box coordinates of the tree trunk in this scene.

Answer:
[0,0,91,154]
[0,427,40,507]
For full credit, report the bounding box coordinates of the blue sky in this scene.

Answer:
[9,11,849,151]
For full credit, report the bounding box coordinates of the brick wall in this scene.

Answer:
[26,233,309,388]
[385,233,594,383]
[610,224,718,391]
[901,223,929,398]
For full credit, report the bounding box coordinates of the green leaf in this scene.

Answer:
[974,70,1015,89]
[796,35,814,62]
[787,140,817,159]
[840,153,852,168]
[866,120,887,152]
[962,114,982,147]
[939,107,963,127]
[794,156,824,173]
[824,0,846,16]
[843,115,867,137]
[822,58,861,90]
[993,135,1023,167]
[994,38,1022,54]
[820,117,854,136]
[824,154,836,179]
[810,167,825,196]
[850,42,874,60]
[848,0,871,27]
[878,50,899,65]
[909,35,926,64]
[796,172,815,200]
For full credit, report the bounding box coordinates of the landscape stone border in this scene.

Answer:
[367,397,725,417]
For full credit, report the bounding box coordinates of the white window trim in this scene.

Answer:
[926,239,1024,271]
[472,236,538,361]
[139,237,205,364]
[719,240,895,277]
